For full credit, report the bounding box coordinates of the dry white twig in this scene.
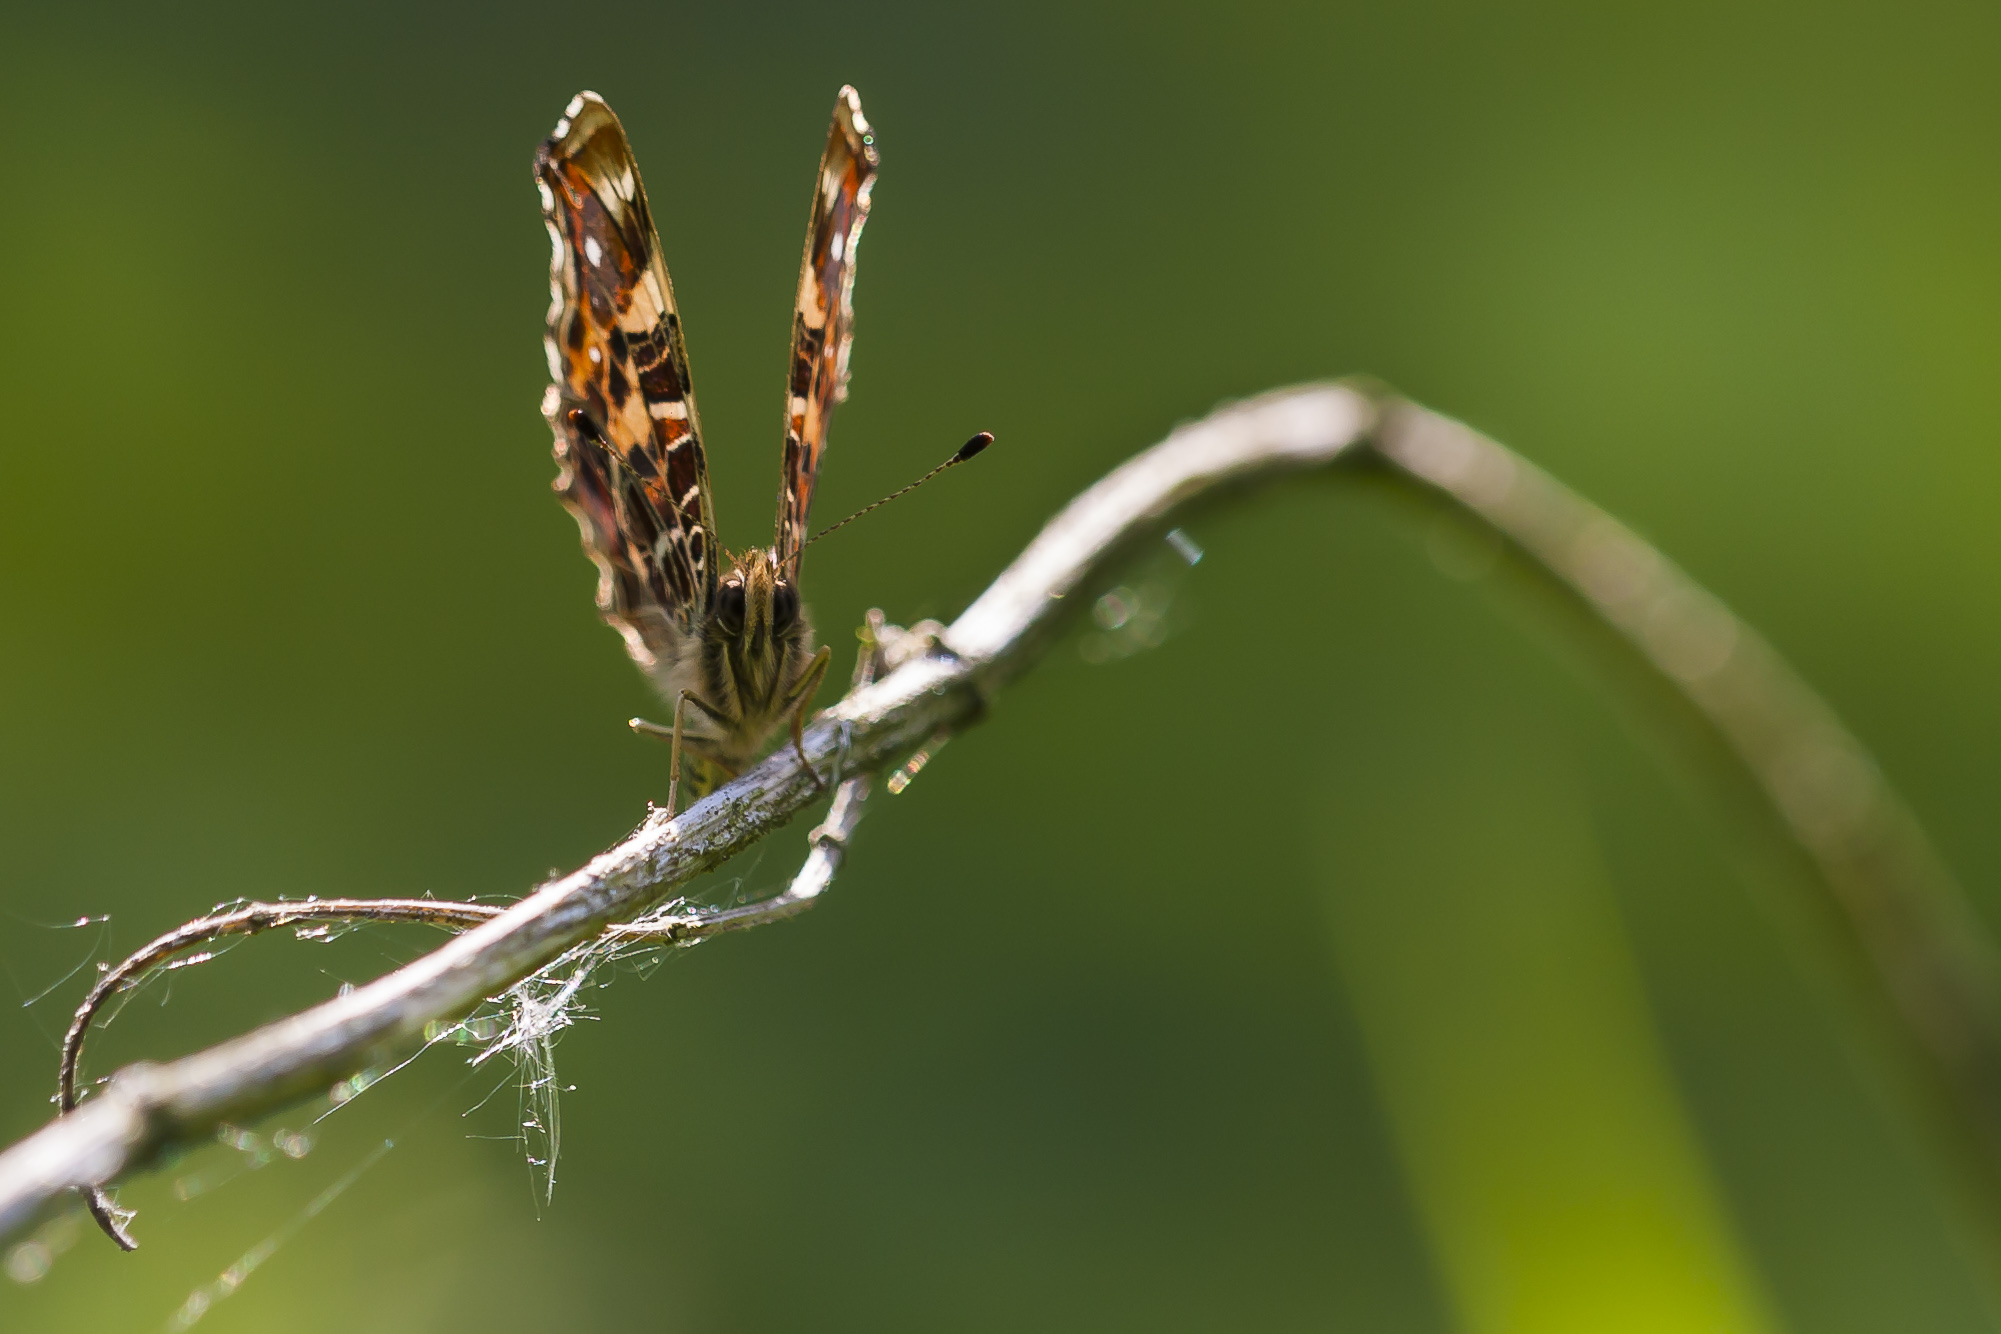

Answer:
[0,383,1375,1245]
[6,380,2001,1263]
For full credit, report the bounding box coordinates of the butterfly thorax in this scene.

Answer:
[693,547,814,767]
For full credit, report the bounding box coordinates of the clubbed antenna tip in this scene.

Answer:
[808,430,996,547]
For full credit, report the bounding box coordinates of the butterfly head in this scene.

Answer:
[713,547,804,656]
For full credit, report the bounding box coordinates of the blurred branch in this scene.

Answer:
[6,381,2001,1269]
[1370,402,2001,1257]
[0,384,1376,1247]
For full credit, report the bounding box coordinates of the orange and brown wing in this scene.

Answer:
[774,86,879,577]
[537,91,718,674]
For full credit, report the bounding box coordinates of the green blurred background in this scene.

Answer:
[5,1,2001,1329]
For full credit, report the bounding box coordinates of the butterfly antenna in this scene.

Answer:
[807,432,994,547]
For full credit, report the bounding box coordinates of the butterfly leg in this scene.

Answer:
[632,692,734,819]
[666,690,691,819]
[780,646,833,793]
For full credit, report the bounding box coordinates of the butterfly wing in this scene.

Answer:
[537,91,718,680]
[774,86,879,577]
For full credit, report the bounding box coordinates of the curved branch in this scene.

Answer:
[0,383,1377,1245]
[4,381,2000,1268]
[59,897,507,1247]
[1369,402,2001,1235]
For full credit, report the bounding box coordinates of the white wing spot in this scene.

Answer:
[584,237,603,267]
[648,401,689,420]
[830,232,844,261]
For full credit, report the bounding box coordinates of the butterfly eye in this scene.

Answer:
[715,580,746,635]
[772,582,800,631]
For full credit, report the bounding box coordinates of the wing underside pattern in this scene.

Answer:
[775,86,878,576]
[537,91,717,674]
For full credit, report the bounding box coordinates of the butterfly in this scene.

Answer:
[536,87,876,814]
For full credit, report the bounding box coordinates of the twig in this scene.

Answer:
[0,383,1375,1246]
[57,610,904,1248]
[58,898,507,1247]
[5,381,2001,1272]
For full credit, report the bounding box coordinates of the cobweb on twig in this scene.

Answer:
[436,890,717,1204]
